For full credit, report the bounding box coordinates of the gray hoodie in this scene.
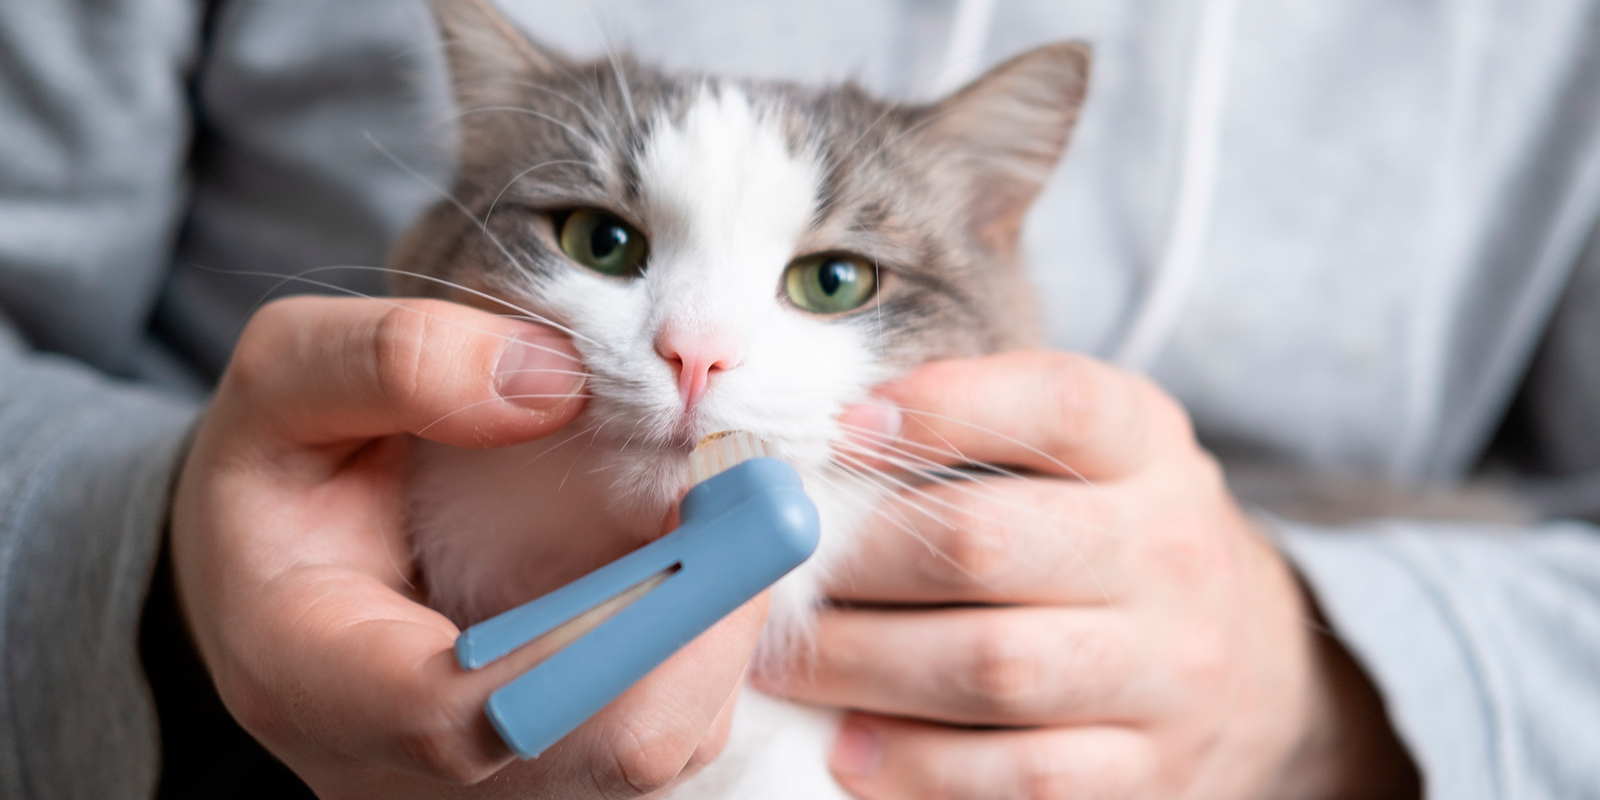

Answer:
[1,0,1597,797]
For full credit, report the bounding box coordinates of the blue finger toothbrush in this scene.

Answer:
[453,431,820,759]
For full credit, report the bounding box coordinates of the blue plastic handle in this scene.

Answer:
[453,457,820,758]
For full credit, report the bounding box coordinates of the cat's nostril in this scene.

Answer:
[654,327,741,409]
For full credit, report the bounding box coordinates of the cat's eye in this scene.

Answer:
[558,209,648,277]
[783,254,878,314]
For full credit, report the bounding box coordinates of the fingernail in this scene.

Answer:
[831,720,881,779]
[494,327,585,410]
[839,398,903,456]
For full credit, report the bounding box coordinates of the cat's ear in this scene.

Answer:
[429,0,569,108]
[917,42,1091,251]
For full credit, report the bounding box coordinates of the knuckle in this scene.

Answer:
[218,678,290,745]
[1146,384,1198,442]
[961,620,1047,718]
[371,302,434,408]
[1138,381,1202,461]
[1021,768,1075,800]
[227,297,302,390]
[392,700,489,785]
[1041,356,1098,451]
[1146,508,1237,589]
[397,734,480,785]
[1192,449,1233,503]
[1146,524,1224,586]
[1017,738,1133,800]
[680,722,730,778]
[1171,629,1230,695]
[599,716,693,796]
[1017,739,1079,800]
[932,501,1017,589]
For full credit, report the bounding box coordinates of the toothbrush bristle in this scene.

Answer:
[688,430,775,485]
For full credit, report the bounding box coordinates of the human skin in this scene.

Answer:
[168,296,765,799]
[170,296,1416,798]
[763,352,1421,800]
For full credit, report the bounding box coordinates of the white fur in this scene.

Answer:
[666,693,854,800]
[410,87,895,797]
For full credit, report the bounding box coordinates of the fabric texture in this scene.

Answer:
[0,317,197,798]
[1282,522,1600,799]
[0,0,449,795]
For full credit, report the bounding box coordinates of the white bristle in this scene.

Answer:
[688,430,775,485]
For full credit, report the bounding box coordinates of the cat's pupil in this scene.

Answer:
[818,260,851,296]
[590,224,627,259]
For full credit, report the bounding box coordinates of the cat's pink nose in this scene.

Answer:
[655,327,741,409]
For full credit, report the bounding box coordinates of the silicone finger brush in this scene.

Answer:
[454,431,820,759]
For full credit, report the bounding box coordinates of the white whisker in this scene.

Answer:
[514,424,599,472]
[795,466,930,548]
[893,406,1092,483]
[833,445,1115,607]
[362,134,605,347]
[457,105,594,144]
[189,266,599,364]
[486,159,602,224]
[414,394,594,436]
[495,368,592,379]
[260,260,600,348]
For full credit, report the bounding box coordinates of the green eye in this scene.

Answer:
[558,209,648,276]
[783,254,877,314]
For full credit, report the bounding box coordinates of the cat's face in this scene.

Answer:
[395,0,1088,524]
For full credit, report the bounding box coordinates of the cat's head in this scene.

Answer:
[394,0,1088,512]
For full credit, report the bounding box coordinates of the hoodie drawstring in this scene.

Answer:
[1113,0,1240,371]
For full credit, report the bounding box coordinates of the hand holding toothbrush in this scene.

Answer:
[168,296,766,799]
[763,352,1419,800]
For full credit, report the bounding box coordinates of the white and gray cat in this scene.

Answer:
[392,0,1089,796]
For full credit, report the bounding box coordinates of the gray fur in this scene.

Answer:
[393,0,1089,368]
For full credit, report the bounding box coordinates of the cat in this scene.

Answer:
[391,0,1089,795]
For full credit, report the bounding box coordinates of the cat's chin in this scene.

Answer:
[407,423,871,666]
[407,435,669,625]
[594,444,692,532]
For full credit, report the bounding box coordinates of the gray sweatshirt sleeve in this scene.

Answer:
[0,1,204,794]
[1279,521,1600,800]
[0,315,199,799]
[0,1,448,796]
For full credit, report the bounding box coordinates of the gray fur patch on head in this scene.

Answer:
[397,0,1090,369]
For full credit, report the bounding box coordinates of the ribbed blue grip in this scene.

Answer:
[453,458,819,758]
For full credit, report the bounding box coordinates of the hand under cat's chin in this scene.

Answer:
[169,295,774,799]
[753,352,1417,800]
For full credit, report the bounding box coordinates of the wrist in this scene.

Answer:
[139,530,317,797]
[1270,581,1421,800]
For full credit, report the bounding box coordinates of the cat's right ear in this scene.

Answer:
[915,42,1091,252]
[428,0,569,108]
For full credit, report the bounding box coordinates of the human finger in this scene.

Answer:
[873,351,1189,481]
[828,715,1152,800]
[682,677,747,780]
[824,475,1124,605]
[217,295,587,455]
[754,606,1152,727]
[542,594,769,797]
[250,580,767,795]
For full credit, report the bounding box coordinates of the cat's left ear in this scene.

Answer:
[917,42,1091,251]
[429,0,571,109]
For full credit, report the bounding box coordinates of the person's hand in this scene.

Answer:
[170,296,765,799]
[761,352,1419,799]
